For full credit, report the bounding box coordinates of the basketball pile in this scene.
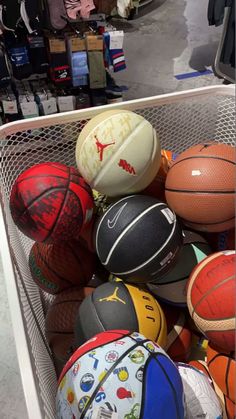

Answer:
[9,109,235,419]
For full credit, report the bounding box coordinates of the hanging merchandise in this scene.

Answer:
[208,0,235,82]
[28,36,49,74]
[109,30,126,72]
[45,0,68,30]
[64,0,96,20]
[220,0,235,68]
[0,0,21,32]
[20,0,43,34]
[48,37,72,86]
[0,42,11,87]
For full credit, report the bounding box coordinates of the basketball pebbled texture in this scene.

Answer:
[10,162,94,243]
[165,142,235,232]
[29,240,96,294]
[95,195,183,283]
[147,230,211,306]
[74,280,167,348]
[45,287,94,363]
[187,251,236,352]
[207,343,235,403]
[76,110,161,197]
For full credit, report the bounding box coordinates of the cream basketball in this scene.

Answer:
[75,110,161,196]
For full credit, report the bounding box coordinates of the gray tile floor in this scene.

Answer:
[0,0,226,418]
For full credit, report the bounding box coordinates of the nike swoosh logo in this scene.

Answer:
[107,203,127,229]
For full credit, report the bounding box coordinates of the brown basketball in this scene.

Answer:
[45,287,94,363]
[29,240,96,294]
[165,142,235,232]
[207,343,235,403]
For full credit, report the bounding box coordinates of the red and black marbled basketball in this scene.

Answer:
[10,162,94,243]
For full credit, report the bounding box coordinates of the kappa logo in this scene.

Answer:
[95,135,115,161]
[99,287,126,304]
[107,203,127,229]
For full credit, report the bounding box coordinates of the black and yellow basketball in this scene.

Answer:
[74,280,167,348]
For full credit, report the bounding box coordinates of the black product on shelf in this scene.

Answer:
[28,36,49,74]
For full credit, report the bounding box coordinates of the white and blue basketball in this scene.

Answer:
[177,363,222,419]
[56,330,185,419]
[95,195,183,283]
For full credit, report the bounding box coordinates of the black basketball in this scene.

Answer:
[95,195,183,283]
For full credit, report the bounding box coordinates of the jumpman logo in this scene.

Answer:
[99,287,126,304]
[95,135,115,161]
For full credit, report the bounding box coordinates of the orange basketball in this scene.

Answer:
[162,304,192,362]
[189,359,236,418]
[165,142,235,232]
[45,287,94,363]
[29,240,96,294]
[207,343,235,404]
[187,251,236,352]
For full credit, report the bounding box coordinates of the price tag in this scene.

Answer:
[2,100,18,114]
[41,98,57,115]
[57,96,76,112]
[20,101,39,118]
[109,31,124,50]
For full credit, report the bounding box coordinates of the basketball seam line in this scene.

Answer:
[155,304,163,343]
[123,283,140,334]
[43,169,72,242]
[225,357,231,397]
[95,194,137,251]
[169,155,236,168]
[154,354,182,419]
[80,338,150,419]
[102,203,173,270]
[184,216,235,226]
[165,188,235,194]
[31,246,73,287]
[112,218,177,275]
[90,119,150,187]
[191,274,235,318]
[99,202,165,265]
[58,332,131,384]
[14,174,73,186]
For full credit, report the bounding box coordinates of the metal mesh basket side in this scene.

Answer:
[0,86,234,418]
[0,187,57,419]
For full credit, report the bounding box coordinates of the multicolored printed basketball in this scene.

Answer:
[57,330,184,419]
[75,280,167,348]
[76,110,161,197]
[147,230,211,306]
[29,240,96,294]
[177,363,222,419]
[207,343,235,403]
[165,142,235,232]
[45,287,94,363]
[10,162,94,243]
[187,250,236,352]
[95,195,183,283]
[162,304,192,362]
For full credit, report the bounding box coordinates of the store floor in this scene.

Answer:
[114,0,223,99]
[0,1,224,418]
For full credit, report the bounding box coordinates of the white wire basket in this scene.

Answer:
[0,85,234,419]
